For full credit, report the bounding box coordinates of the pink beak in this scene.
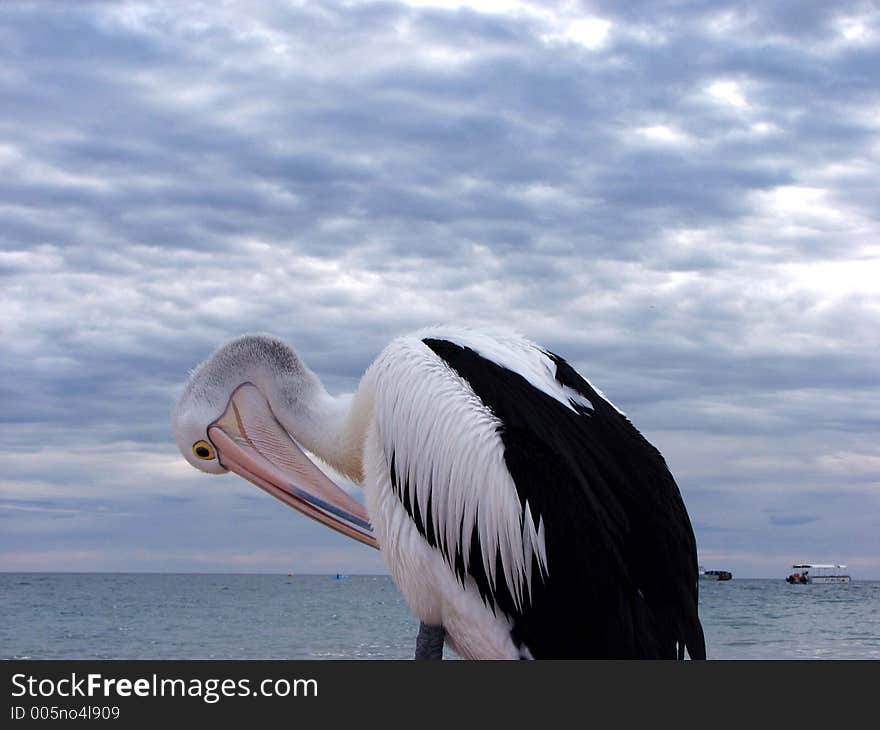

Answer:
[206,383,379,550]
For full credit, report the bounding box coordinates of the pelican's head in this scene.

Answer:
[171,334,378,548]
[171,334,303,475]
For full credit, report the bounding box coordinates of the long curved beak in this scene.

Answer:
[207,383,379,550]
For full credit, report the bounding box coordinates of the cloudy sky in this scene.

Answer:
[2,0,878,579]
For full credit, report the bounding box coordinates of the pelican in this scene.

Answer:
[171,326,706,659]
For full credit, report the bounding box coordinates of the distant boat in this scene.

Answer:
[699,566,732,581]
[785,564,851,584]
[334,573,348,580]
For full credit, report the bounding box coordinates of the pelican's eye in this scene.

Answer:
[192,440,216,460]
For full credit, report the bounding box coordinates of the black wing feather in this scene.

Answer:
[412,338,705,660]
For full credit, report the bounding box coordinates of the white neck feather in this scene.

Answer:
[260,373,370,485]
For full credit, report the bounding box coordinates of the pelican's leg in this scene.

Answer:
[414,622,445,660]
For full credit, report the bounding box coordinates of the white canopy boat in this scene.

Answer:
[785,564,851,584]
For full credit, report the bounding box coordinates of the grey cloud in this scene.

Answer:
[1,0,878,577]
[768,514,820,526]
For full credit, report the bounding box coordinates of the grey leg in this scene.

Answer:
[414,622,445,660]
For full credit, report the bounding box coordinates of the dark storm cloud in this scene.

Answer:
[1,0,878,576]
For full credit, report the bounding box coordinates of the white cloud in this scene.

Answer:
[834,12,878,45]
[706,79,749,109]
[555,17,611,49]
[635,124,692,146]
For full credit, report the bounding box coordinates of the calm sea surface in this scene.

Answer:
[2,574,878,660]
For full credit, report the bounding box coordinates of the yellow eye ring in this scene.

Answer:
[192,440,216,460]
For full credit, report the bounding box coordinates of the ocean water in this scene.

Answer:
[2,573,878,660]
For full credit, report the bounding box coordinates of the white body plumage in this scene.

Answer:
[361,327,563,658]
